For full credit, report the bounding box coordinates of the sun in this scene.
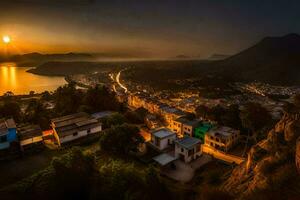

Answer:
[2,35,11,44]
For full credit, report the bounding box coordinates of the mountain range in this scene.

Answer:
[214,33,300,85]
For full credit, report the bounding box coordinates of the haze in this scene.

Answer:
[1,0,300,58]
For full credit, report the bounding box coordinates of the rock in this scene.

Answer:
[222,111,300,199]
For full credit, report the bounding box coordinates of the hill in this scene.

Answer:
[215,33,300,85]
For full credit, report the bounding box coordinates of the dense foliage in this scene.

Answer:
[99,124,144,155]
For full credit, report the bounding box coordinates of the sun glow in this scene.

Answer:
[2,35,11,44]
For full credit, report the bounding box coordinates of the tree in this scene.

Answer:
[25,99,51,129]
[99,124,144,155]
[195,105,210,119]
[240,102,272,141]
[51,147,95,199]
[84,85,122,112]
[100,113,126,129]
[220,104,242,129]
[0,100,21,122]
[53,82,83,115]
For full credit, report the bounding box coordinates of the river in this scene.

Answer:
[0,62,66,95]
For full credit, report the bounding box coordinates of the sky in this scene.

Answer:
[0,0,300,58]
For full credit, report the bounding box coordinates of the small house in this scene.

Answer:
[17,124,44,151]
[150,128,176,151]
[51,112,102,146]
[205,126,240,152]
[175,136,202,163]
[0,118,17,150]
[194,122,214,142]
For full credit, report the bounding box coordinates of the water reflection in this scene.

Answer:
[0,62,66,95]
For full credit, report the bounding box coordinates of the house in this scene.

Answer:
[169,117,200,137]
[150,128,176,151]
[0,118,17,150]
[175,136,202,163]
[51,112,102,146]
[194,122,214,142]
[17,124,43,151]
[160,106,186,127]
[144,114,160,129]
[205,126,240,152]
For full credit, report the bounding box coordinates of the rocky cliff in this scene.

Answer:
[222,112,300,199]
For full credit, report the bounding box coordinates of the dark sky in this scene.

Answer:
[0,0,299,58]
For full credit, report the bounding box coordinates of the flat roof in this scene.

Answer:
[152,128,175,139]
[51,113,101,137]
[153,153,177,166]
[175,117,200,127]
[207,126,239,138]
[17,124,42,140]
[175,136,201,150]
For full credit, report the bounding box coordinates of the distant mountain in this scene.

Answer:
[28,61,109,76]
[174,54,191,59]
[207,54,230,60]
[215,33,300,85]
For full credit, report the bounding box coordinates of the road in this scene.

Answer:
[202,145,245,165]
[115,70,128,93]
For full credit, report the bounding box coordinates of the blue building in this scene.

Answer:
[0,118,17,150]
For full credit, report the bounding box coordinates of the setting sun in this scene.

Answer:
[2,35,11,44]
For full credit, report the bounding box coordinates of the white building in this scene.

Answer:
[150,128,176,151]
[175,136,202,163]
[51,112,102,146]
[205,126,240,152]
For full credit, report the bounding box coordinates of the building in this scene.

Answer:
[194,122,214,142]
[51,112,102,146]
[0,118,17,150]
[205,126,240,152]
[175,136,202,163]
[17,124,43,151]
[144,114,160,129]
[150,128,176,151]
[169,117,200,137]
[160,106,186,128]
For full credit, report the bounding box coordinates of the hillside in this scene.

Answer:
[222,111,300,199]
[27,61,113,76]
[215,33,300,85]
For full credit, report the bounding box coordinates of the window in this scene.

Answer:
[181,148,184,152]
[0,135,7,143]
[87,129,91,134]
[73,132,78,136]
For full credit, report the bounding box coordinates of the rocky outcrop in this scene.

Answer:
[222,112,300,199]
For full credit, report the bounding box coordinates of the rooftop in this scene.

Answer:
[152,128,175,139]
[207,126,239,138]
[175,136,201,150]
[153,153,177,166]
[175,117,200,127]
[51,113,101,137]
[17,124,42,140]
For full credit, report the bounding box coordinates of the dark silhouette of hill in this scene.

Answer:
[207,54,230,60]
[215,33,300,85]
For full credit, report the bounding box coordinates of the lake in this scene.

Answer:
[0,62,66,95]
